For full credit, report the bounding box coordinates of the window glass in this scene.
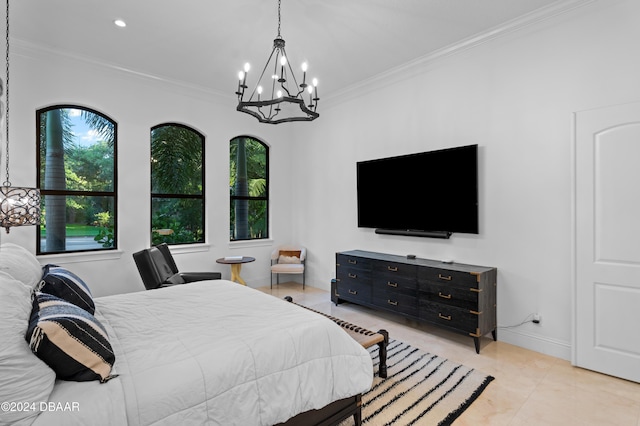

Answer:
[230,136,268,241]
[151,124,205,245]
[37,106,117,254]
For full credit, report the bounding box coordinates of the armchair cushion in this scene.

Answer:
[271,263,305,274]
[180,272,222,282]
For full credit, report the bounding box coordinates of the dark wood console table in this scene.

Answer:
[333,250,497,353]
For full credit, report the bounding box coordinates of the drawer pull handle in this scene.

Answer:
[438,313,452,321]
[348,259,357,264]
[387,281,398,288]
[348,273,357,278]
[387,300,398,306]
[438,274,452,281]
[438,292,452,299]
[349,289,358,295]
[388,266,398,272]
[470,288,482,293]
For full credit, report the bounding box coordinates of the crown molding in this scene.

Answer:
[12,38,235,105]
[324,0,598,107]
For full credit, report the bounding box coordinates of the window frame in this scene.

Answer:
[36,104,118,255]
[229,135,269,242]
[150,122,206,246]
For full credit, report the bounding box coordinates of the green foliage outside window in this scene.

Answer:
[151,124,205,245]
[230,137,268,241]
[37,106,117,254]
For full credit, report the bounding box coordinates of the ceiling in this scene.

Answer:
[12,0,574,100]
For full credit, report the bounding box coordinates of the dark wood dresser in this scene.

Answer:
[333,250,497,353]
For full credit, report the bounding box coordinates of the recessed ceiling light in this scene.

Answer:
[114,19,126,28]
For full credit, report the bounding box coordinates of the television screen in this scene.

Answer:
[357,144,478,235]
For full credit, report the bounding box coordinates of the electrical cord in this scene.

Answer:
[498,313,537,329]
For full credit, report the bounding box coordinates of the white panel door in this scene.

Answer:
[574,101,640,383]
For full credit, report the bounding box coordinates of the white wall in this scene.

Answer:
[290,0,640,359]
[1,42,297,296]
[3,0,639,360]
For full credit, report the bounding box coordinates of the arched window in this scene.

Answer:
[151,123,205,245]
[36,105,117,254]
[230,136,269,241]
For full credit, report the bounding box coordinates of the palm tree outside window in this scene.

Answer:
[150,123,205,245]
[36,105,117,254]
[230,136,268,241]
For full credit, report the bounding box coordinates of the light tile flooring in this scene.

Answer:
[258,282,640,426]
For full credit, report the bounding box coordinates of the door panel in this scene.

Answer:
[574,102,640,383]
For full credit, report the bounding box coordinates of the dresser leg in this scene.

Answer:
[492,329,497,341]
[473,337,480,354]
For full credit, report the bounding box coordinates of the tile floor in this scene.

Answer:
[258,282,640,426]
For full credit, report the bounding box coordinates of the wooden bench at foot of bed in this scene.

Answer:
[284,296,388,378]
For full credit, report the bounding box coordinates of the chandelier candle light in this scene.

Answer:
[236,0,319,124]
[0,0,41,233]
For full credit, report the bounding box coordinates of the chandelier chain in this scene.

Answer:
[3,0,10,186]
[277,0,281,37]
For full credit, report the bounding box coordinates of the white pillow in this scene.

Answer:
[0,271,56,424]
[0,243,43,289]
[278,255,301,264]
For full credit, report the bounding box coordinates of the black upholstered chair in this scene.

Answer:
[133,243,221,290]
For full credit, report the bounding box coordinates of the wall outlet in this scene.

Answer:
[533,313,541,324]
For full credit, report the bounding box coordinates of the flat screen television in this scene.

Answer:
[357,144,478,238]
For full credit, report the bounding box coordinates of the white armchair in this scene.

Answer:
[270,246,306,289]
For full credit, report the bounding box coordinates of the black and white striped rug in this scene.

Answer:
[341,339,494,426]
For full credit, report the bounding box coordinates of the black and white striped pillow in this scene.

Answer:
[26,292,117,383]
[38,265,95,314]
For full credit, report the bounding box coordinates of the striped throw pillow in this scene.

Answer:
[26,292,117,383]
[38,265,95,314]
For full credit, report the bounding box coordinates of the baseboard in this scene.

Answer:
[497,327,571,360]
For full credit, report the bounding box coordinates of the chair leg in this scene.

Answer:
[270,272,273,289]
[302,271,305,290]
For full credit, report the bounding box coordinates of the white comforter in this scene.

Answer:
[32,280,373,426]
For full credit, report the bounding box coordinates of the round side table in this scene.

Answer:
[216,256,255,285]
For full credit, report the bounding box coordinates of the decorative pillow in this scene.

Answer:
[26,291,117,383]
[279,250,302,264]
[0,272,56,425]
[278,255,301,264]
[164,273,186,285]
[38,264,95,314]
[0,242,43,289]
[279,250,302,258]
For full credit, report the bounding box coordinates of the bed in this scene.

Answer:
[0,244,373,426]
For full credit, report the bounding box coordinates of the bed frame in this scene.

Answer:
[278,394,362,426]
[278,297,391,425]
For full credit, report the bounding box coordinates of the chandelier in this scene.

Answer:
[235,0,319,124]
[0,0,41,233]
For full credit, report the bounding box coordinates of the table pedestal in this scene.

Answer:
[216,256,256,285]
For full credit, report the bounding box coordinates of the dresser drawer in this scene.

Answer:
[418,267,479,289]
[373,261,416,278]
[336,266,371,283]
[336,254,371,272]
[418,301,478,334]
[372,291,418,317]
[335,279,371,303]
[372,273,417,294]
[418,282,477,309]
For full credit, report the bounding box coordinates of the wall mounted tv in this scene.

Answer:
[357,144,478,239]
